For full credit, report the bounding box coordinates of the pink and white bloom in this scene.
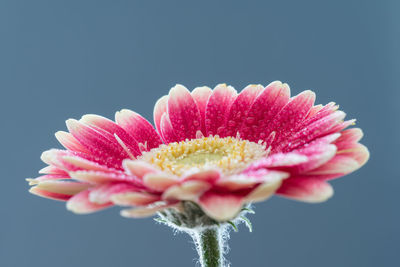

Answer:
[28,82,369,222]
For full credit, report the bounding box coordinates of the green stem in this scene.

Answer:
[194,227,224,267]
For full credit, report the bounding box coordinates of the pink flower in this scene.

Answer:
[27,82,369,222]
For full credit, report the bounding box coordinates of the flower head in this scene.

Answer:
[27,82,369,223]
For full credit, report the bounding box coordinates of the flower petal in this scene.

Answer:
[306,156,359,175]
[239,81,290,142]
[168,84,202,141]
[326,119,356,135]
[278,110,346,152]
[153,95,168,136]
[162,180,211,201]
[89,183,139,204]
[38,166,68,175]
[69,170,142,186]
[205,84,237,136]
[339,143,369,166]
[111,192,160,206]
[67,189,112,214]
[31,180,91,195]
[245,178,284,202]
[247,153,308,170]
[55,131,90,154]
[224,84,264,137]
[123,160,158,178]
[182,168,221,183]
[277,178,334,203]
[29,187,73,201]
[143,173,179,191]
[218,170,288,191]
[306,145,369,179]
[66,119,131,166]
[198,192,244,221]
[160,113,178,143]
[61,156,115,172]
[268,90,316,148]
[41,149,119,172]
[306,104,324,119]
[115,109,163,151]
[120,202,178,218]
[334,128,364,149]
[289,144,337,173]
[191,86,212,135]
[27,174,70,184]
[80,114,142,157]
[249,143,337,175]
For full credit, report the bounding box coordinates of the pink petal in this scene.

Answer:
[67,189,112,214]
[303,132,369,180]
[306,144,369,180]
[160,113,178,143]
[247,153,308,170]
[277,110,346,152]
[153,95,168,136]
[277,178,333,202]
[305,104,324,119]
[123,160,158,178]
[27,174,70,184]
[218,170,288,191]
[167,84,202,141]
[30,180,91,195]
[162,180,211,201]
[250,141,337,175]
[55,131,90,153]
[40,149,68,167]
[143,173,179,191]
[288,143,337,173]
[338,143,369,166]
[304,133,342,146]
[69,170,143,187]
[268,90,316,148]
[38,166,68,175]
[182,169,221,183]
[111,192,161,206]
[40,149,84,172]
[89,183,139,204]
[191,86,212,135]
[120,202,179,218]
[334,128,364,149]
[66,119,131,167]
[303,102,338,124]
[61,156,116,172]
[306,155,359,175]
[224,84,264,137]
[198,191,244,221]
[239,81,290,142]
[245,177,285,202]
[325,119,356,135]
[115,109,163,151]
[80,115,141,156]
[29,187,73,201]
[41,149,122,172]
[205,84,237,136]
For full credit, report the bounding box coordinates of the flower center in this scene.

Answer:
[140,136,266,176]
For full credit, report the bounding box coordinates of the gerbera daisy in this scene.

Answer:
[27,82,369,267]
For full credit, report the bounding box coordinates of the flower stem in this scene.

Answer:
[193,227,224,267]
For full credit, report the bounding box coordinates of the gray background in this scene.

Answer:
[1,1,399,266]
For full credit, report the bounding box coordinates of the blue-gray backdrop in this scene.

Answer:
[1,1,399,266]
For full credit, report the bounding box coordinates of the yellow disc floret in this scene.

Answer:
[139,136,267,176]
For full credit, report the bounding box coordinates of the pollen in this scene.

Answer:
[139,136,267,176]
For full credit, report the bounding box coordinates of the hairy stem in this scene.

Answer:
[193,227,225,267]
